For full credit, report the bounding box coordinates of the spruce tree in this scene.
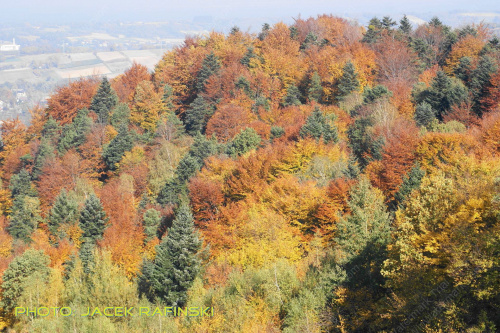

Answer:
[393,164,425,208]
[146,203,202,306]
[240,47,256,67]
[362,17,382,44]
[454,57,472,83]
[110,103,131,128]
[32,138,55,180]
[363,85,392,104]
[0,249,50,313]
[7,197,40,242]
[226,128,261,157]
[102,124,134,170]
[9,169,36,198]
[414,102,437,127]
[300,107,339,144]
[469,55,497,115]
[337,61,360,101]
[381,16,397,30]
[79,194,109,243]
[184,96,212,135]
[415,71,468,119]
[344,155,360,179]
[196,52,220,92]
[283,84,302,107]
[143,209,161,243]
[41,116,60,144]
[57,108,92,154]
[48,189,78,237]
[157,133,218,206]
[399,15,412,34]
[270,126,285,140]
[307,71,323,102]
[90,77,118,124]
[334,177,391,291]
[347,117,384,169]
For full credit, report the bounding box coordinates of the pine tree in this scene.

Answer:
[347,117,384,169]
[270,126,285,140]
[227,127,261,156]
[57,108,92,154]
[415,71,468,119]
[48,189,78,237]
[469,55,498,115]
[307,71,323,102]
[110,103,131,128]
[362,17,382,44]
[399,15,412,34]
[184,96,213,135]
[0,249,50,313]
[162,84,175,111]
[79,194,109,243]
[300,107,339,143]
[9,169,37,198]
[7,197,40,242]
[344,155,360,179]
[146,203,202,306]
[157,133,218,206]
[454,57,472,83]
[393,164,425,208]
[258,23,270,41]
[414,102,437,127]
[90,77,118,124]
[283,84,302,107]
[41,116,60,144]
[32,138,55,180]
[337,61,360,101]
[381,16,397,30]
[196,52,220,92]
[240,47,256,67]
[335,177,391,290]
[143,209,161,243]
[363,85,391,104]
[102,124,134,170]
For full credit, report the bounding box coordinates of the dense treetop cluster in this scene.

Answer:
[0,14,499,332]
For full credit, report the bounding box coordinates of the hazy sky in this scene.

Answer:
[2,0,499,24]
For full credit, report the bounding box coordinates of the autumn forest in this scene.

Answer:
[0,14,500,332]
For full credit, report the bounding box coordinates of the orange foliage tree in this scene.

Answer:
[47,77,99,125]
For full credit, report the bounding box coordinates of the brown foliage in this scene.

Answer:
[47,77,99,125]
[112,62,151,104]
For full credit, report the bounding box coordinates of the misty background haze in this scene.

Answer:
[2,0,500,27]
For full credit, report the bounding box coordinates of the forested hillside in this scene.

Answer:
[0,15,500,332]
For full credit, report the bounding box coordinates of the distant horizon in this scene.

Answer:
[2,0,499,27]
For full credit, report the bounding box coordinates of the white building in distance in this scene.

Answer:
[0,39,20,52]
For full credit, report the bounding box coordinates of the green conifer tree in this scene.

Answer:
[300,107,339,144]
[0,249,50,313]
[48,189,79,237]
[143,209,161,243]
[196,52,220,92]
[184,96,212,135]
[337,61,360,101]
[227,128,261,157]
[32,138,55,180]
[102,124,134,170]
[79,194,109,243]
[57,108,93,154]
[90,77,118,124]
[414,102,437,127]
[399,15,412,34]
[307,71,323,102]
[146,203,202,306]
[283,84,302,107]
